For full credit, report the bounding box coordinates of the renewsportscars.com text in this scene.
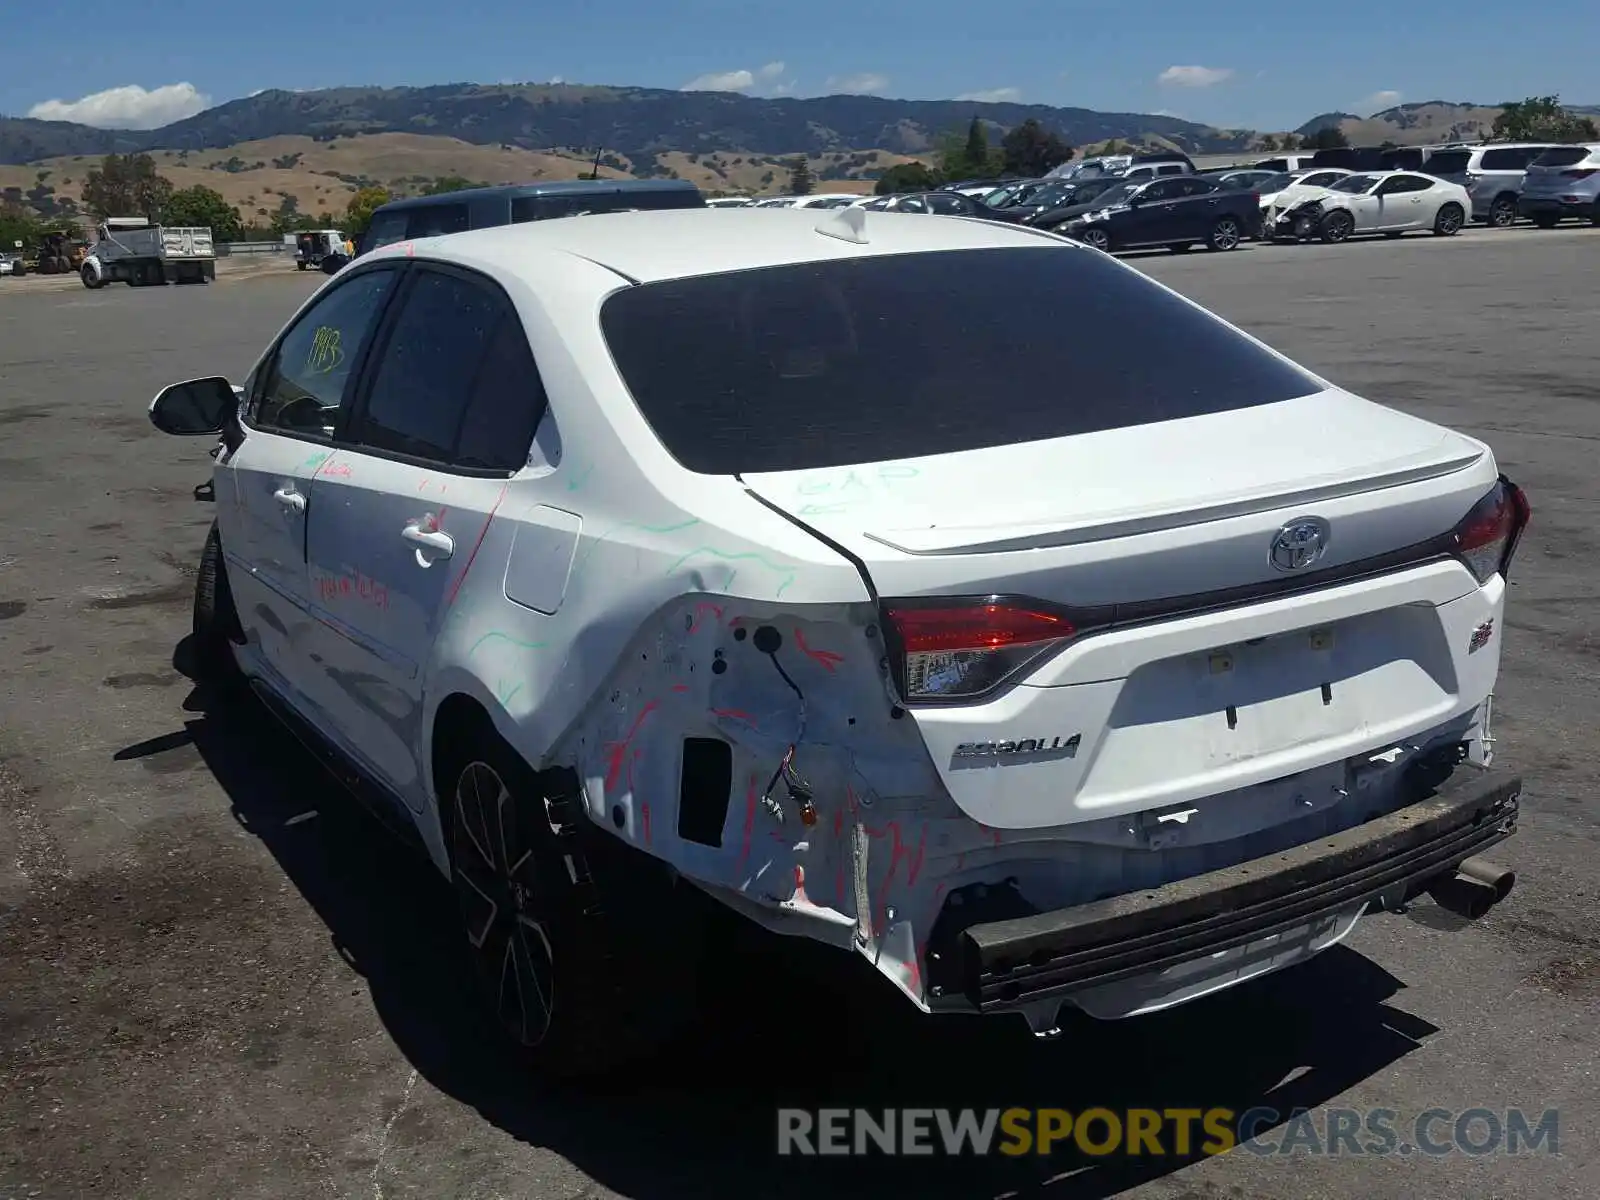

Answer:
[776,1107,1559,1158]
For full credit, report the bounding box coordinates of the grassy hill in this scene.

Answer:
[1298,100,1600,146]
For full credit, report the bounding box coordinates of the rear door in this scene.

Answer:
[301,263,550,806]
[223,265,402,692]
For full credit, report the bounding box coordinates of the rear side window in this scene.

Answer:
[406,203,469,238]
[1423,150,1472,175]
[1532,146,1593,167]
[599,247,1322,475]
[1481,147,1537,170]
[353,269,546,471]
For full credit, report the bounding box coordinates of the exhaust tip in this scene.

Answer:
[1427,859,1515,920]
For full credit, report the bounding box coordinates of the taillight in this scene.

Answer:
[882,598,1086,702]
[1448,477,1531,584]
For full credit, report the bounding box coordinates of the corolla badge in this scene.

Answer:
[1270,517,1331,572]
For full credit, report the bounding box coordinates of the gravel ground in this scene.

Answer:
[0,226,1596,1200]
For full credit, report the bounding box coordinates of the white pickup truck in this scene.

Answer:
[81,217,215,289]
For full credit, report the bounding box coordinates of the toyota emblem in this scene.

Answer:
[1270,517,1330,572]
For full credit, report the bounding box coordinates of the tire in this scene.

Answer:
[1077,226,1111,252]
[1531,213,1559,229]
[1319,210,1355,243]
[1488,195,1518,228]
[444,730,705,1079]
[296,260,307,271]
[80,265,100,290]
[1432,203,1464,236]
[192,522,243,688]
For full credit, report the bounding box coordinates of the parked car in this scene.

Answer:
[1414,143,1563,227]
[706,196,755,208]
[1270,171,1469,243]
[983,179,1056,209]
[1202,169,1283,192]
[863,191,1024,222]
[359,180,705,256]
[1517,144,1600,227]
[1051,150,1196,180]
[1250,154,1318,173]
[145,205,1528,1067]
[1255,168,1354,216]
[1013,177,1128,226]
[789,194,863,210]
[1056,174,1262,252]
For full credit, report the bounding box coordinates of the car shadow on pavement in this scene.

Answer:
[123,653,1438,1200]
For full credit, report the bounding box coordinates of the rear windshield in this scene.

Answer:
[512,189,702,221]
[1423,150,1472,175]
[1532,146,1592,168]
[599,247,1322,475]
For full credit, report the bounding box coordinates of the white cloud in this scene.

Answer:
[756,62,785,81]
[682,69,755,92]
[1158,65,1234,88]
[1358,89,1402,112]
[955,87,1022,103]
[27,82,211,129]
[825,72,889,95]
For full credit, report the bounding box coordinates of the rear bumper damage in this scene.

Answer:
[923,761,1519,1017]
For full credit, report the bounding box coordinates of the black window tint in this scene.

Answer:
[599,247,1322,475]
[404,203,470,239]
[357,271,503,462]
[925,194,966,214]
[364,211,409,251]
[1479,148,1530,170]
[1141,179,1181,200]
[898,196,928,213]
[1184,177,1218,196]
[1424,151,1472,175]
[255,269,397,436]
[1533,146,1589,167]
[454,315,548,471]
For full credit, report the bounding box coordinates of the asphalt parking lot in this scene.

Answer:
[2,229,1597,1200]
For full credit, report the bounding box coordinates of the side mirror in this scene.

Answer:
[149,376,236,436]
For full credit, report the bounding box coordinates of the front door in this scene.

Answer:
[303,264,551,807]
[220,265,402,690]
[1125,178,1185,245]
[1376,174,1433,229]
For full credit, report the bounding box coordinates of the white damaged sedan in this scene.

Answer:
[148,205,1528,1074]
[1265,169,1472,243]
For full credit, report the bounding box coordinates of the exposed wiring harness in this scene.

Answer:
[760,649,813,824]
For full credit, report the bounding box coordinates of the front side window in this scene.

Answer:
[1330,174,1379,194]
[363,210,409,252]
[599,247,1322,476]
[352,268,546,471]
[252,268,399,437]
[406,203,470,238]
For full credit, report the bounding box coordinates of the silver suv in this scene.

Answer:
[1418,143,1565,227]
[1518,143,1600,227]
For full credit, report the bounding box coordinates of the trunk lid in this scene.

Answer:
[744,388,1486,604]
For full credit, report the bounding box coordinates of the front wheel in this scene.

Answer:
[192,522,243,689]
[1319,210,1355,243]
[447,735,704,1078]
[80,264,101,290]
[1432,203,1464,236]
[1207,216,1243,251]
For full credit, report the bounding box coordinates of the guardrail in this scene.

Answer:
[216,242,290,257]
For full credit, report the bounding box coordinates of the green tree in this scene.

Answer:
[81,153,173,219]
[999,119,1074,177]
[345,186,393,236]
[0,203,38,255]
[874,161,939,195]
[161,185,244,241]
[422,175,480,194]
[1493,95,1599,142]
[963,117,988,171]
[1303,125,1350,150]
[1281,133,1301,151]
[788,157,814,195]
[937,119,1003,181]
[1258,134,1280,152]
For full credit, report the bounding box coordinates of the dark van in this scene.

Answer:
[354,179,705,257]
[1309,146,1390,171]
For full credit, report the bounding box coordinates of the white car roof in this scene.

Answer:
[379,207,1069,285]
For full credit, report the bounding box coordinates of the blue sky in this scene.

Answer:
[4,0,1594,134]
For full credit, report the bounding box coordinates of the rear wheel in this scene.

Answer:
[1319,210,1355,243]
[445,730,704,1079]
[1488,195,1518,228]
[1432,203,1464,236]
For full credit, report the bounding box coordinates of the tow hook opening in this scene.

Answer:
[1426,856,1516,919]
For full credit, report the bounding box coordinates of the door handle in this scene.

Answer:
[402,524,454,558]
[273,486,306,513]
